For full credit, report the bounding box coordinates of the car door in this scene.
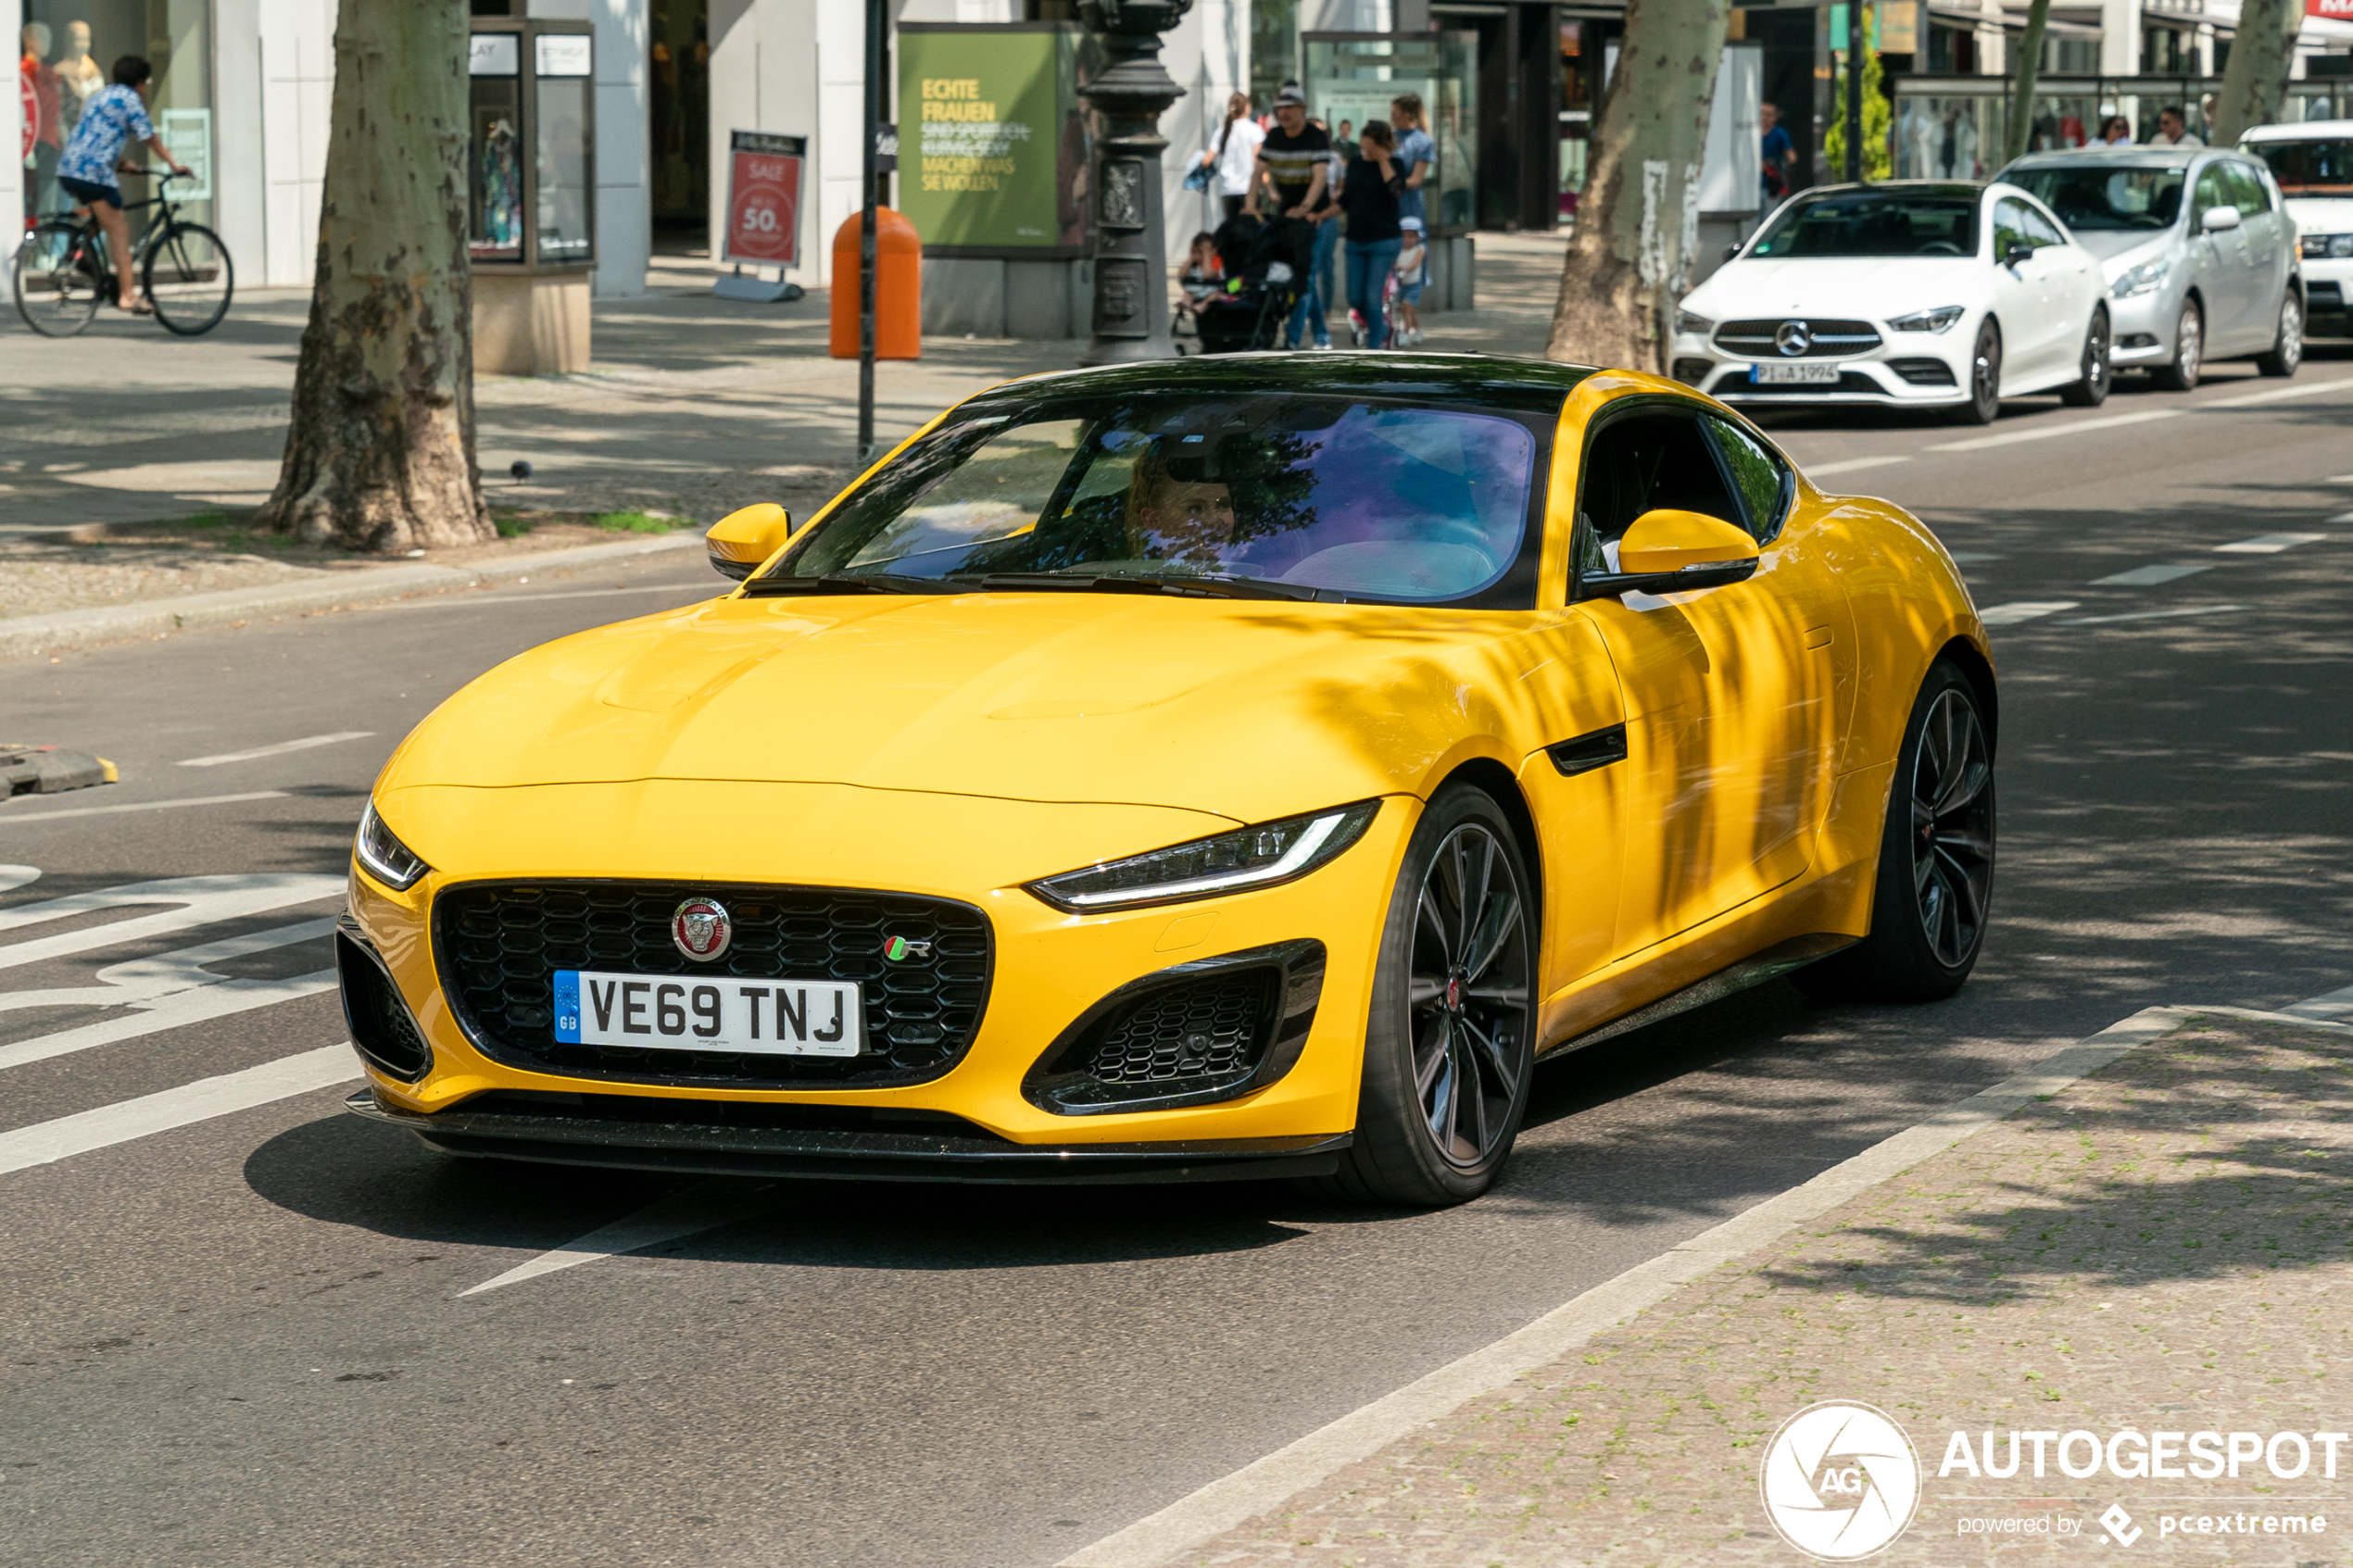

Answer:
[2020,195,2100,367]
[1987,196,2052,385]
[2223,158,2289,343]
[1567,400,1855,960]
[2188,161,2253,345]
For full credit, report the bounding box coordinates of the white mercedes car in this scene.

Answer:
[1672,181,2108,424]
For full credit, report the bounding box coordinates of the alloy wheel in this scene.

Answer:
[1969,324,2001,420]
[1909,689,1994,969]
[2176,307,2202,387]
[2275,297,2304,374]
[2084,312,2109,395]
[1406,822,1533,1169]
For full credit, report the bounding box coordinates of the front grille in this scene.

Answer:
[1085,973,1273,1085]
[434,881,991,1089]
[1714,318,1884,358]
[1888,357,1957,386]
[1719,370,1886,396]
[2309,282,2345,309]
[1671,357,1716,386]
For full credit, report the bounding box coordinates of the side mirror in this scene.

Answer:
[1723,243,1742,261]
[705,503,793,581]
[2003,241,2035,267]
[2200,204,2242,232]
[1580,509,1761,599]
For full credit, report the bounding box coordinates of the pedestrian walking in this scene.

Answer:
[1199,92,1263,222]
[55,55,192,314]
[1340,120,1405,350]
[1761,101,1794,200]
[1389,93,1434,347]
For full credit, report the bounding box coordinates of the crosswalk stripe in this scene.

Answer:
[178,732,376,768]
[0,1045,360,1179]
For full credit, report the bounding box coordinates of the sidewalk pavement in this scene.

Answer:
[1107,1009,2353,1567]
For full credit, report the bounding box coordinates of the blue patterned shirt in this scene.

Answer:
[58,85,154,189]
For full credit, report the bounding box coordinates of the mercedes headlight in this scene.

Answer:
[2300,233,2353,259]
[1026,801,1380,912]
[355,802,431,891]
[2111,258,2171,299]
[1888,305,1965,333]
[1674,309,1714,337]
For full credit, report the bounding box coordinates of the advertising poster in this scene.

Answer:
[723,130,805,267]
[898,27,1088,252]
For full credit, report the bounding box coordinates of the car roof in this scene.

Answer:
[1792,180,1984,200]
[2004,147,2208,170]
[988,352,1603,412]
[2243,119,2353,142]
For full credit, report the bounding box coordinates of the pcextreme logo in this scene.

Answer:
[1760,1401,1923,1561]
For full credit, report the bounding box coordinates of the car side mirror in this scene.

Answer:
[1579,508,1761,600]
[2003,241,2034,267]
[1723,243,1742,261]
[706,503,794,581]
[2200,204,2242,232]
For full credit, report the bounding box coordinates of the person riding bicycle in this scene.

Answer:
[55,54,189,315]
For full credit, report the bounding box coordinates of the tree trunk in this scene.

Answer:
[258,1,488,553]
[2211,0,2299,145]
[2006,0,2052,166]
[1545,0,1732,373]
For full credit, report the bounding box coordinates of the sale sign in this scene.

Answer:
[724,131,806,268]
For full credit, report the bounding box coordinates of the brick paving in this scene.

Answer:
[1181,1016,2353,1567]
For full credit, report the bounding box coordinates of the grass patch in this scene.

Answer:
[494,514,536,538]
[591,509,691,534]
[183,509,229,530]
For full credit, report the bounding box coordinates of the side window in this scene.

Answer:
[2193,167,2227,220]
[2019,202,2066,248]
[1704,416,1792,545]
[2224,161,2271,216]
[1992,198,2032,256]
[1574,410,1743,573]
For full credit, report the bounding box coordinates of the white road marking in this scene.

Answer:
[1060,1007,2260,1568]
[383,584,716,611]
[2286,983,2353,1022]
[0,1044,360,1180]
[2215,533,2326,553]
[0,866,37,894]
[178,732,374,768]
[2329,511,2353,525]
[459,1181,780,1298]
[2091,563,2212,586]
[1947,552,2004,564]
[0,791,288,824]
[2059,603,2246,626]
[0,873,343,974]
[2197,376,2353,408]
[1925,408,2183,454]
[1803,456,1913,479]
[1978,600,2079,625]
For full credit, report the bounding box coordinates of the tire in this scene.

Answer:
[2057,307,2111,407]
[145,222,234,336]
[1324,784,1538,1207]
[11,220,105,338]
[2151,298,2202,392]
[2255,289,2303,378]
[1793,662,1995,1003]
[1949,319,2001,424]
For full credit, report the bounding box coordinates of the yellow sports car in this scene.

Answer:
[340,357,1994,1205]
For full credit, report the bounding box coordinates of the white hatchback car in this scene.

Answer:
[1673,181,2108,424]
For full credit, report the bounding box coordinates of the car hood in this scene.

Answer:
[2285,195,2353,237]
[376,590,1611,824]
[1686,256,1989,324]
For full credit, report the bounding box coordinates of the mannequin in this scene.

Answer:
[57,19,105,133]
[20,23,63,218]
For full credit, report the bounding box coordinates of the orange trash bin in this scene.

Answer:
[829,207,922,359]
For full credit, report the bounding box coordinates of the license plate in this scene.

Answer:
[553,970,863,1057]
[1750,361,1843,385]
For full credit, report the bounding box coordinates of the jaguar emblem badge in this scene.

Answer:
[1775,319,1813,357]
[672,897,732,962]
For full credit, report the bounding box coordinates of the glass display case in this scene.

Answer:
[467,19,595,270]
[1302,33,1478,236]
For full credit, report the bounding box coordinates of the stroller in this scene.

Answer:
[1194,213,1316,354]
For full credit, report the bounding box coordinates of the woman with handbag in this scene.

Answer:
[1195,92,1264,221]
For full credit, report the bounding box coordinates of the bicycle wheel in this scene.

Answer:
[145,222,233,336]
[12,220,105,337]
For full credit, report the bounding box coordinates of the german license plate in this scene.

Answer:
[553,970,862,1057]
[1750,361,1842,385]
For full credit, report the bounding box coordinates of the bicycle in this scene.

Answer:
[12,170,234,338]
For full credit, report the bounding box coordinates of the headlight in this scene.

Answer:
[1674,309,1713,337]
[1888,305,1965,333]
[1026,801,1380,912]
[354,802,431,891]
[2302,233,2353,259]
[2111,258,2171,299]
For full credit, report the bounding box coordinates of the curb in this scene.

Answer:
[0,533,702,665]
[1059,1004,2353,1568]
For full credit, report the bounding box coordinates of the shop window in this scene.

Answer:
[21,0,212,232]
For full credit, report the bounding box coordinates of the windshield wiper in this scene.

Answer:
[742,572,950,596]
[963,571,1319,602]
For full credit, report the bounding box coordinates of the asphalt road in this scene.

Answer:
[4,354,2350,1568]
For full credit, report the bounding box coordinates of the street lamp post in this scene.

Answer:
[1076,0,1192,366]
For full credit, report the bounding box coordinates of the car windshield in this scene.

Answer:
[2006,165,2185,229]
[759,394,1544,604]
[1749,192,1980,257]
[2248,140,2353,196]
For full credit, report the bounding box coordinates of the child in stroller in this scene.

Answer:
[1193,212,1316,354]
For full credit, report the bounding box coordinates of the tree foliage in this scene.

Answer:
[1824,9,1894,182]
